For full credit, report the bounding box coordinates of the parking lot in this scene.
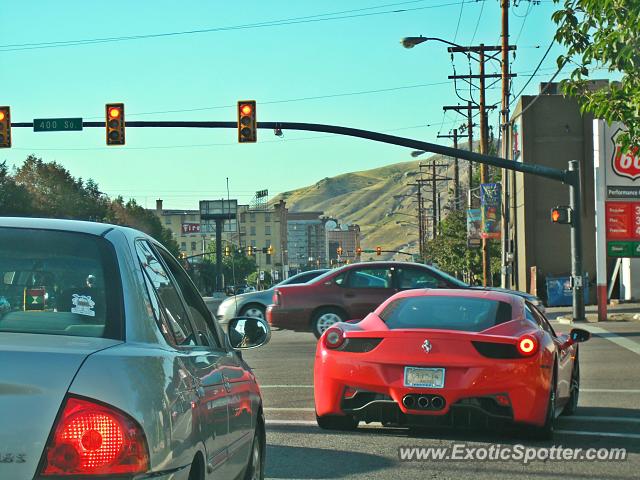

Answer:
[243,321,640,479]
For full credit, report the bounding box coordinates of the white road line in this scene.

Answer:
[266,420,318,426]
[581,325,640,356]
[261,385,313,388]
[559,416,640,424]
[582,388,640,393]
[266,420,640,439]
[264,407,315,412]
[556,429,640,440]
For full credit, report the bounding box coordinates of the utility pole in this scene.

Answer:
[500,0,515,290]
[447,43,516,286]
[418,162,450,240]
[407,179,428,259]
[437,128,460,210]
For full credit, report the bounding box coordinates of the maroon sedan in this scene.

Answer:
[267,262,463,338]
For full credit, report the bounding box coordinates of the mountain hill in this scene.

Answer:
[273,150,471,257]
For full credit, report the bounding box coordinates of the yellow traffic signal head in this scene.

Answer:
[106,103,125,145]
[376,246,382,256]
[238,100,257,143]
[0,106,11,148]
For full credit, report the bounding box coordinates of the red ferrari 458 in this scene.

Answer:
[314,289,590,439]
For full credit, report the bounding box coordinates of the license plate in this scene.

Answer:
[404,367,445,388]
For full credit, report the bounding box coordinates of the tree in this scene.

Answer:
[425,210,500,284]
[553,0,640,148]
[0,162,33,216]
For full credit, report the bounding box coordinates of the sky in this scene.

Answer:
[1,0,604,209]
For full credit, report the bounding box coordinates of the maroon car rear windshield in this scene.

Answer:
[379,296,513,332]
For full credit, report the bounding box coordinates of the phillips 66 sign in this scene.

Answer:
[611,129,640,182]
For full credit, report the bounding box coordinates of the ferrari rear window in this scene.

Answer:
[379,296,513,332]
[0,228,123,339]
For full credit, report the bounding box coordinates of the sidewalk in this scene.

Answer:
[546,302,640,324]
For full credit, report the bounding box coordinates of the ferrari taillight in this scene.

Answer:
[323,327,345,349]
[517,334,538,357]
[41,396,149,476]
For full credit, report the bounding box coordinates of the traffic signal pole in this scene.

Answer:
[568,160,586,322]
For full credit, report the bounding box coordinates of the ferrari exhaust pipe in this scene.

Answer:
[417,396,430,409]
[431,396,445,410]
[402,395,415,409]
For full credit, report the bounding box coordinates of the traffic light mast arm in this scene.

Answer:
[10,120,567,183]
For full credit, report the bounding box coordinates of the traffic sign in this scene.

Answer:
[33,118,83,132]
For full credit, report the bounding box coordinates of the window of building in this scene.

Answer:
[251,240,256,247]
[165,217,172,225]
[265,225,271,235]
[266,254,272,265]
[250,213,256,222]
[250,226,256,236]
[240,213,246,223]
[180,242,186,251]
[191,242,197,251]
[265,213,271,222]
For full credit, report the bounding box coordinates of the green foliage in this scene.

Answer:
[424,210,501,283]
[204,241,258,286]
[0,156,179,255]
[552,0,640,149]
[247,270,272,288]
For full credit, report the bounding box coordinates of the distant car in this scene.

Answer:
[217,269,329,324]
[314,288,590,439]
[266,261,546,338]
[0,217,270,480]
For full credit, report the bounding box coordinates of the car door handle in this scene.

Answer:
[345,292,356,298]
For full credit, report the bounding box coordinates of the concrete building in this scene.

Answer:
[154,199,214,259]
[287,211,328,272]
[236,203,286,277]
[327,224,361,265]
[508,83,604,299]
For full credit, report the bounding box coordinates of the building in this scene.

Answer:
[327,224,361,265]
[287,211,328,271]
[508,83,602,298]
[154,199,214,259]
[235,203,286,277]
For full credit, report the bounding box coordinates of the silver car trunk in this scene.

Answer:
[0,333,121,480]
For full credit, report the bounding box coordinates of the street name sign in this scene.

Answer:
[33,118,83,132]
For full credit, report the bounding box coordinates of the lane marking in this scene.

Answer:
[264,407,315,412]
[556,429,640,440]
[261,385,313,388]
[582,388,640,393]
[580,325,640,356]
[559,416,640,424]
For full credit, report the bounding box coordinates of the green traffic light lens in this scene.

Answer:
[108,131,120,140]
[240,127,252,137]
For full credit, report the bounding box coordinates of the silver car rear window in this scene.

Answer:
[0,227,123,339]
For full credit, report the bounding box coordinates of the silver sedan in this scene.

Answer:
[217,269,329,324]
[0,217,270,480]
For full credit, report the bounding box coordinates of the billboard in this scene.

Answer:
[181,223,201,234]
[466,209,481,248]
[480,183,501,239]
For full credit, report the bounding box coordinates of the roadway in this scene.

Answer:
[242,320,640,479]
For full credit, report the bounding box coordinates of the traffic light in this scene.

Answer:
[550,206,572,225]
[337,246,343,256]
[224,245,231,257]
[0,106,11,148]
[376,246,382,256]
[267,245,274,255]
[106,103,125,145]
[247,246,255,256]
[356,247,362,256]
[237,100,257,143]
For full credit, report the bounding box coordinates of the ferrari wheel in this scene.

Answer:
[316,413,359,431]
[562,356,580,416]
[522,372,556,440]
[312,308,345,339]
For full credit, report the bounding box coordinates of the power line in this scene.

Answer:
[469,0,485,45]
[0,1,473,52]
[509,36,555,104]
[452,0,467,43]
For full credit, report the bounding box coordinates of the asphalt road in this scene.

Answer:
[242,320,640,480]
